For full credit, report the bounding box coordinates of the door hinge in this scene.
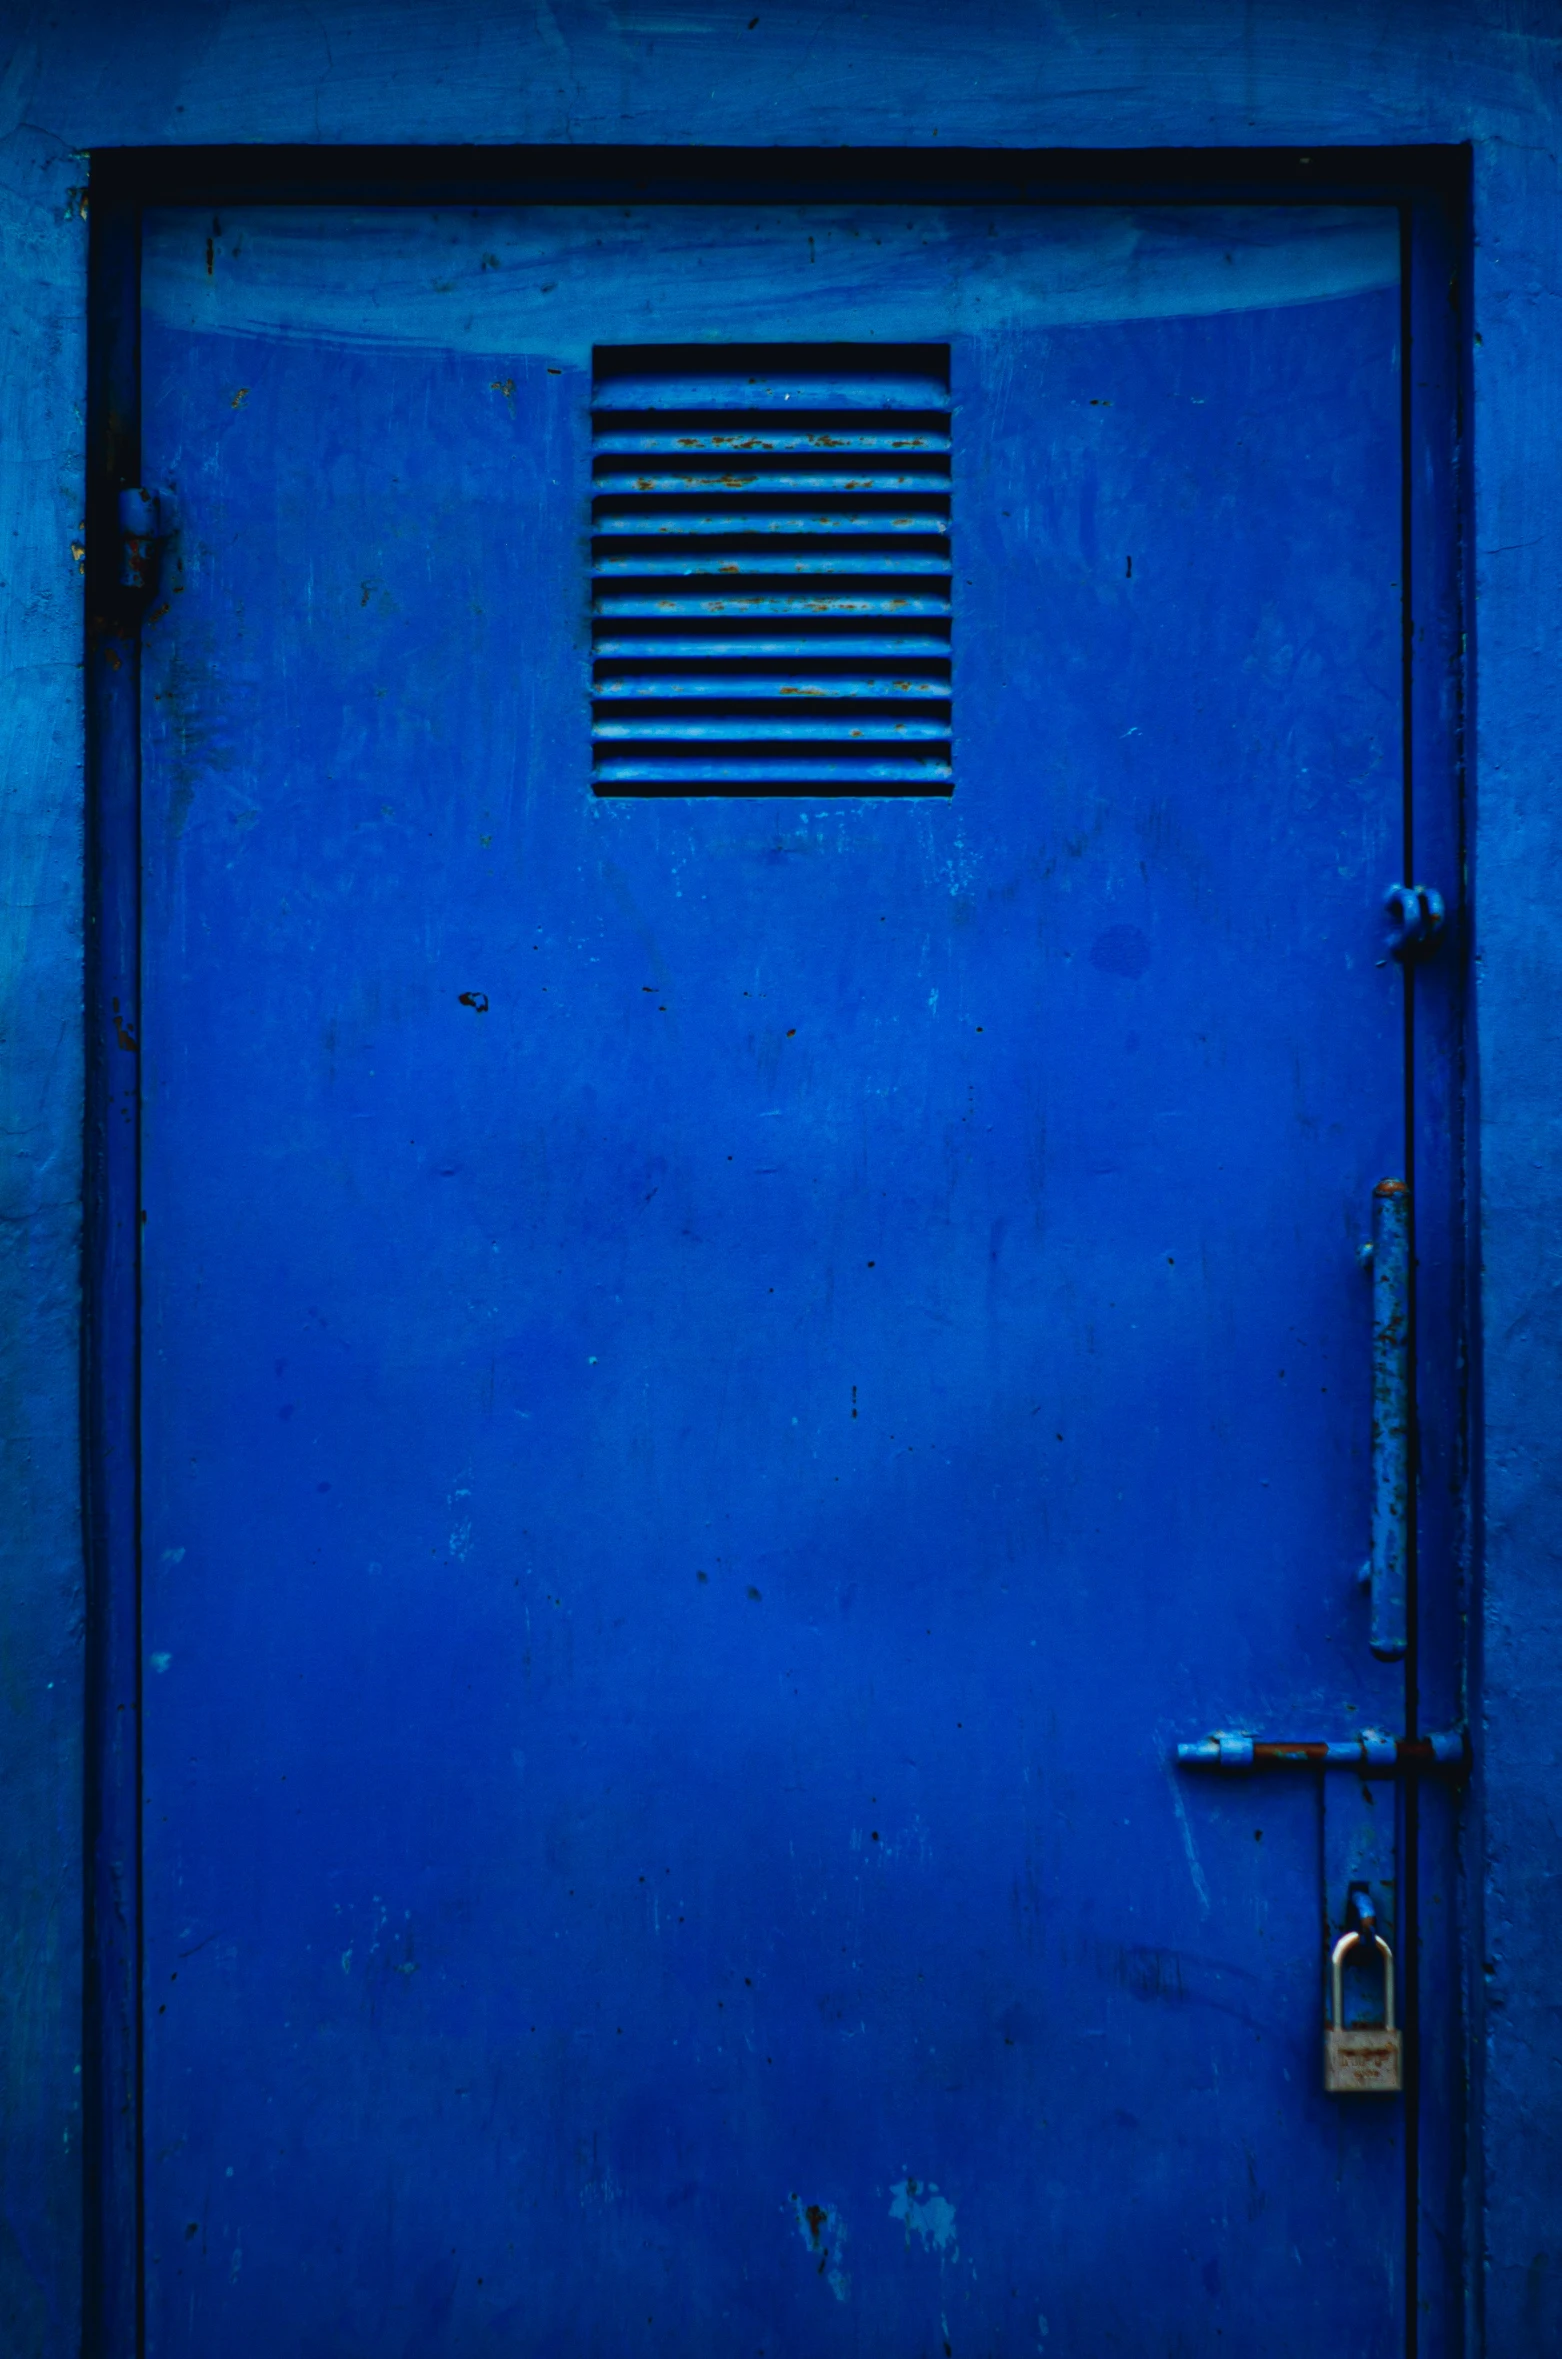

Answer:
[117,486,164,605]
[1384,880,1446,960]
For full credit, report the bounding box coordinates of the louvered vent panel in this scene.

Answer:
[591,345,952,795]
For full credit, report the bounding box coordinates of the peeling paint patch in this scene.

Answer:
[890,2175,959,2260]
[790,2194,850,2300]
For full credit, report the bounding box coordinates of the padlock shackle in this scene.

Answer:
[1331,1928,1395,2032]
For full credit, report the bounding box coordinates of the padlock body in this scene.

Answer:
[1324,2025,1403,2094]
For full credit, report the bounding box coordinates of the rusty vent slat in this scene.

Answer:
[590,345,952,797]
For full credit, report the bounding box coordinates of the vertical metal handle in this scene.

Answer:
[1369,1178,1410,1661]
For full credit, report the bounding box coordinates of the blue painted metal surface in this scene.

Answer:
[21,13,1562,2341]
[1326,1776,1399,2010]
[129,198,1427,2354]
[23,24,1562,2356]
[49,31,1562,2359]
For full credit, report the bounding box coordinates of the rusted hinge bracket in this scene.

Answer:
[117,486,164,606]
[1176,1727,1468,1780]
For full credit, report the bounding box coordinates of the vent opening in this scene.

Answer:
[591,345,952,797]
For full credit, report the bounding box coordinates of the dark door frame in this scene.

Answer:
[83,141,1473,2359]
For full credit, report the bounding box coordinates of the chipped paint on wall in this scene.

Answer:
[790,2193,850,2301]
[890,2174,959,2261]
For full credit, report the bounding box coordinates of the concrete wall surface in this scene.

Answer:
[0,3,1557,2350]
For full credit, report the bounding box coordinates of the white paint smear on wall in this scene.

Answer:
[144,204,1397,362]
[890,2174,960,2260]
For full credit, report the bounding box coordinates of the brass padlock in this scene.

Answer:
[1324,1927,1402,2094]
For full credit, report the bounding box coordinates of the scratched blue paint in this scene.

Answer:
[1,10,1561,2358]
[131,201,1415,2354]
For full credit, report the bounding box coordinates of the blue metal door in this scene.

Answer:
[134,199,1452,2353]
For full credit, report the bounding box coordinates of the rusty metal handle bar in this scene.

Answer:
[1367,1177,1411,1661]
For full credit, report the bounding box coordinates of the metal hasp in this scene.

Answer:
[1368,1177,1411,1659]
[1176,1727,1468,1775]
[1383,880,1446,959]
[1325,1929,1403,2095]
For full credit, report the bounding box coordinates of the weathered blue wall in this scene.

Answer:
[0,4,1557,2350]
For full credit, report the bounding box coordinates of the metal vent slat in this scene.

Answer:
[592,344,952,797]
[594,430,950,455]
[594,554,952,578]
[594,719,951,742]
[595,675,949,701]
[596,594,953,618]
[594,509,949,536]
[593,370,949,411]
[593,634,949,660]
[594,472,951,494]
[596,759,954,785]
